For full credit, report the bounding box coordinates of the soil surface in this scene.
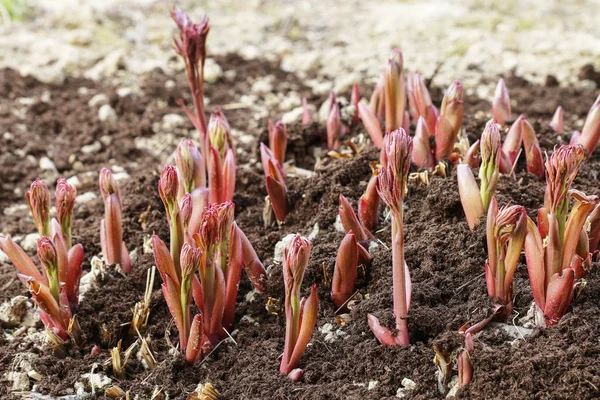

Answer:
[1,57,599,400]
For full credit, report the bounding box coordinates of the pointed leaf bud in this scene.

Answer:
[283,235,311,297]
[208,108,231,159]
[301,97,312,125]
[99,168,120,202]
[181,242,202,279]
[549,106,564,134]
[384,48,406,132]
[492,78,511,126]
[412,116,433,169]
[327,94,342,150]
[175,139,205,193]
[578,95,600,154]
[350,83,360,126]
[331,232,359,308]
[358,102,384,149]
[544,145,585,213]
[27,178,51,237]
[179,193,193,231]
[268,120,288,166]
[37,237,59,301]
[159,164,180,214]
[56,178,76,248]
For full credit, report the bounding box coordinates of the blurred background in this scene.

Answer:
[1,0,599,98]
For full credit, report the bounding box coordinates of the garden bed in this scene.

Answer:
[0,55,599,399]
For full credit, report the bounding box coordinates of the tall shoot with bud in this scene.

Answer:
[159,165,184,272]
[100,168,131,273]
[171,6,210,155]
[525,145,598,325]
[368,129,412,346]
[280,235,319,381]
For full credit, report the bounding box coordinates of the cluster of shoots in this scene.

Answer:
[525,145,598,326]
[99,168,131,273]
[363,49,465,169]
[280,235,319,381]
[0,178,83,349]
[154,190,266,363]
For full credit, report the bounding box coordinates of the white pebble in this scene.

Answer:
[81,141,102,155]
[87,93,109,107]
[75,192,97,204]
[98,104,117,122]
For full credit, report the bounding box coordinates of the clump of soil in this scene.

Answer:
[1,59,599,400]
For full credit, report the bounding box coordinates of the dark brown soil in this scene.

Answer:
[1,58,599,400]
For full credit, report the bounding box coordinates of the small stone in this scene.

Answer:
[78,87,89,95]
[11,372,30,391]
[81,371,112,390]
[39,157,57,172]
[99,135,112,146]
[3,132,14,140]
[21,233,40,252]
[113,172,130,182]
[251,76,274,94]
[161,113,186,131]
[75,192,97,204]
[368,381,379,390]
[165,80,175,89]
[81,141,102,155]
[66,176,80,188]
[281,107,304,124]
[116,87,133,97]
[308,223,319,240]
[334,215,345,234]
[98,104,117,122]
[401,378,417,390]
[0,296,38,328]
[87,93,109,107]
[27,370,42,381]
[85,49,125,81]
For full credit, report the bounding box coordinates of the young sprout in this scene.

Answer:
[525,145,598,325]
[260,143,289,222]
[370,75,386,120]
[207,109,236,204]
[339,194,374,243]
[99,168,131,273]
[485,198,528,318]
[549,106,564,134]
[368,128,412,346]
[358,175,380,232]
[358,102,384,149]
[350,83,360,126]
[280,235,319,381]
[500,115,543,178]
[457,333,474,388]
[457,120,501,231]
[55,178,77,249]
[573,95,600,154]
[435,81,464,162]
[268,119,288,166]
[407,72,437,134]
[384,48,406,133]
[171,6,210,155]
[327,92,342,150]
[492,78,511,126]
[412,116,433,170]
[27,178,51,237]
[331,231,359,309]
[301,97,312,125]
